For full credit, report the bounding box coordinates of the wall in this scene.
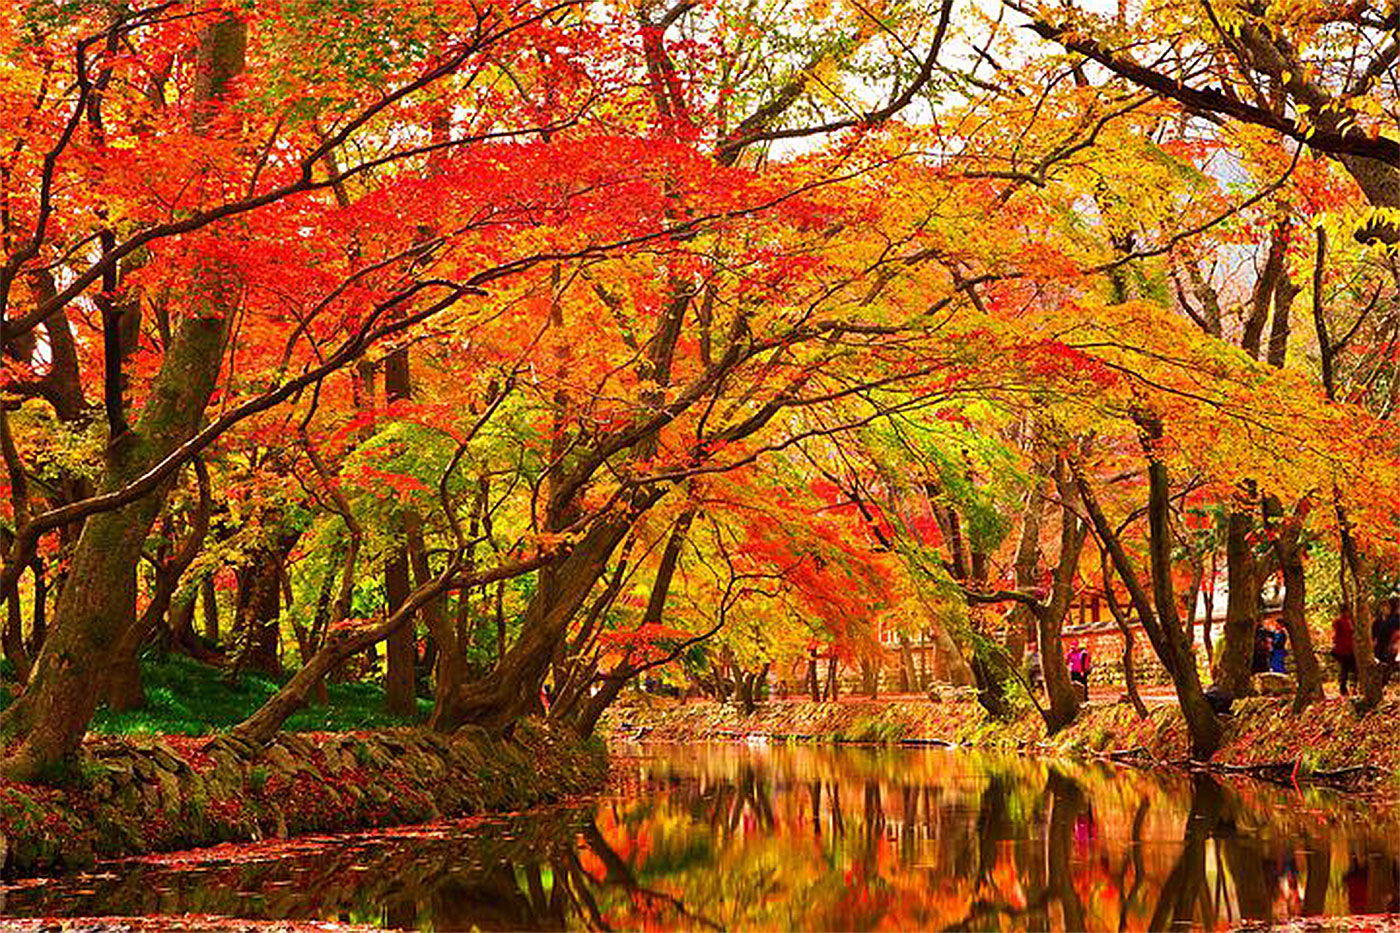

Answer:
[0,719,606,878]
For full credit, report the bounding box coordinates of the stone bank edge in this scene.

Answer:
[0,718,606,877]
[602,696,1400,783]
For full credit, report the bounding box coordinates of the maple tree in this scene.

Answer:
[0,0,1397,783]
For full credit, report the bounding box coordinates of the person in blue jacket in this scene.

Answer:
[1268,622,1288,674]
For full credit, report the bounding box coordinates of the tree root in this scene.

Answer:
[1098,746,1383,791]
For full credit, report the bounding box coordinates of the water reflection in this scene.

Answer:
[3,743,1398,930]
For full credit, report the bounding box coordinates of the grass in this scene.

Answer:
[4,653,432,737]
[837,713,910,744]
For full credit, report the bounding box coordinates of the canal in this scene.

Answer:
[3,742,1396,929]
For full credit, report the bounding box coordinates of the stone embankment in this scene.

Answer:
[604,695,1400,786]
[0,718,605,877]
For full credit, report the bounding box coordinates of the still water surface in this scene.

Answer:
[3,742,1398,930]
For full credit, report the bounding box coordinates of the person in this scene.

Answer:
[1333,606,1356,696]
[1253,624,1273,673]
[1374,597,1400,687]
[1068,644,1090,689]
[1269,622,1288,674]
[1376,597,1400,661]
[1026,645,1044,691]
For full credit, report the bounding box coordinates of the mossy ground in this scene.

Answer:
[0,653,432,737]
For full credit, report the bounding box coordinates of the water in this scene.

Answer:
[3,742,1397,930]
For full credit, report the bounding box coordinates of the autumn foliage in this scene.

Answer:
[0,0,1396,777]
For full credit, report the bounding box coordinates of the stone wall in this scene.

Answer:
[0,719,605,878]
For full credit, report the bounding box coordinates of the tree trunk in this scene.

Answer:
[26,561,46,660]
[105,465,211,711]
[436,502,649,734]
[201,577,219,643]
[382,338,417,717]
[102,605,145,714]
[1037,459,1089,733]
[1005,467,1046,665]
[1343,544,1382,710]
[1213,507,1259,697]
[1075,422,1221,759]
[0,336,229,777]
[414,520,465,731]
[1143,444,1222,758]
[574,667,631,738]
[897,635,915,692]
[0,18,243,781]
[860,658,879,698]
[234,555,542,744]
[232,547,285,677]
[2,554,31,683]
[1038,613,1080,731]
[384,548,417,716]
[569,510,690,735]
[968,648,1013,719]
[1201,551,1216,663]
[747,665,769,712]
[168,588,198,651]
[1268,502,1321,711]
[1102,552,1149,719]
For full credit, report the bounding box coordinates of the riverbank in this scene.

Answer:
[603,694,1400,785]
[0,718,606,878]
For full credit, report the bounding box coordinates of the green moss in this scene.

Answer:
[842,714,909,744]
[48,653,430,736]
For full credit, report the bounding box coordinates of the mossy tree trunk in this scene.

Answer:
[231,535,295,678]
[0,17,244,781]
[435,499,655,734]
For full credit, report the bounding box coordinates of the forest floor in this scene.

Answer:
[0,654,430,736]
[603,690,1400,788]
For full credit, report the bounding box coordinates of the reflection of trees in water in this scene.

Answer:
[929,760,1400,933]
[1148,774,1221,930]
[604,754,1400,932]
[1141,775,1400,930]
[14,747,1400,931]
[950,767,1089,931]
[424,860,568,931]
[1117,798,1150,932]
[573,819,724,931]
[2,814,602,930]
[691,761,776,839]
[1045,768,1088,931]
